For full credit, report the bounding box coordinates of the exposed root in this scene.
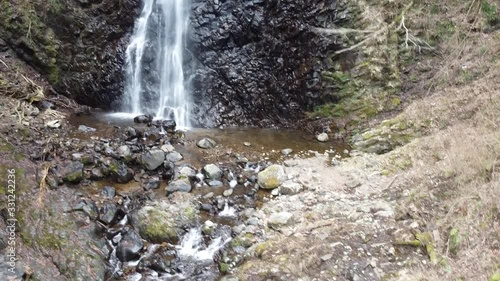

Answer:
[396,15,435,53]
[37,162,50,207]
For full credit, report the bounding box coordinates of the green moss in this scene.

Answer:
[219,262,230,273]
[141,210,178,243]
[254,242,272,258]
[490,272,500,281]
[482,0,499,26]
[448,228,461,255]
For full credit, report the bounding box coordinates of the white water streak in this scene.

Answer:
[176,228,231,260]
[124,0,191,127]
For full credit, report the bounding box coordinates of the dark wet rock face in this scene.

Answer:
[0,0,141,109]
[189,0,342,126]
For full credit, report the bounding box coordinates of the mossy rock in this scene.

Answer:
[257,165,286,190]
[352,116,417,154]
[132,200,199,244]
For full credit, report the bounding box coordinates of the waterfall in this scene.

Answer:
[122,0,191,128]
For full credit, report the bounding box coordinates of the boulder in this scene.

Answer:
[61,161,84,183]
[161,120,176,132]
[134,114,153,123]
[109,162,134,183]
[166,178,192,194]
[166,151,183,163]
[203,164,222,180]
[257,165,286,190]
[116,145,132,159]
[179,166,196,179]
[140,149,165,170]
[197,137,217,149]
[131,200,198,243]
[116,230,144,262]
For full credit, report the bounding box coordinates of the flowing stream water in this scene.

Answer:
[122,0,191,128]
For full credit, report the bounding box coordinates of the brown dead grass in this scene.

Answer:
[383,18,500,279]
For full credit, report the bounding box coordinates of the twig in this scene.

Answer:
[0,58,9,69]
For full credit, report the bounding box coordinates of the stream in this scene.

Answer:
[65,112,348,280]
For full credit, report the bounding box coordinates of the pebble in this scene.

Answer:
[223,189,233,197]
[321,254,333,261]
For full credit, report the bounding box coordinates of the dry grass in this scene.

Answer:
[383,36,500,280]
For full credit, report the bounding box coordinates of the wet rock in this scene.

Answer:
[197,137,217,149]
[125,127,137,139]
[78,125,96,133]
[101,186,116,198]
[223,189,234,197]
[90,167,105,180]
[110,162,134,183]
[202,220,217,235]
[140,149,165,170]
[143,177,161,190]
[116,145,132,159]
[82,202,99,220]
[166,151,183,162]
[132,200,198,243]
[61,161,84,183]
[243,142,251,147]
[137,247,176,273]
[281,148,293,156]
[179,166,196,179]
[161,162,175,181]
[116,229,144,262]
[257,165,286,190]
[134,114,153,124]
[100,204,119,224]
[268,212,293,228]
[166,178,192,194]
[203,164,222,180]
[161,120,176,132]
[144,128,163,142]
[279,180,303,195]
[316,133,329,142]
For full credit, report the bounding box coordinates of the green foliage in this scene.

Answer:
[481,0,499,26]
[448,227,461,255]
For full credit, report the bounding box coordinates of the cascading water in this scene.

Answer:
[122,0,191,128]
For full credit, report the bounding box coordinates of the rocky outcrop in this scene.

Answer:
[189,0,345,126]
[1,0,347,127]
[0,0,141,108]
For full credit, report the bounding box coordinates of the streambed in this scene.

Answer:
[66,112,348,280]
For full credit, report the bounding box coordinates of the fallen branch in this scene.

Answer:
[396,15,435,53]
[312,27,377,35]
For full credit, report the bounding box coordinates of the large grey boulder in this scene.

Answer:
[197,137,217,149]
[203,164,222,180]
[140,149,165,170]
[166,178,192,194]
